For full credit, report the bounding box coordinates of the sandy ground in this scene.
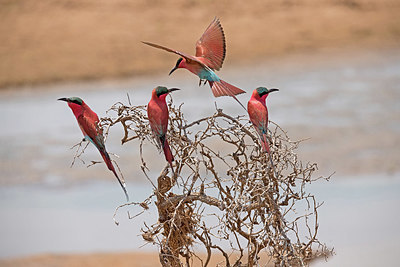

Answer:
[0,252,161,267]
[0,252,275,267]
[1,0,399,88]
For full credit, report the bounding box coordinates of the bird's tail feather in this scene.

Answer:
[210,80,247,111]
[210,80,245,97]
[159,135,175,174]
[261,133,271,154]
[262,133,277,179]
[163,139,174,168]
[100,150,130,202]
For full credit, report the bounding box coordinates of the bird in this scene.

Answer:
[58,97,129,202]
[247,87,279,170]
[142,17,246,109]
[147,86,180,174]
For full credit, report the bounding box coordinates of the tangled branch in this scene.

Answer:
[103,97,332,266]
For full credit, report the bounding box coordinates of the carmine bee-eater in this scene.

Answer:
[58,97,129,202]
[147,86,180,173]
[142,17,246,109]
[247,87,279,154]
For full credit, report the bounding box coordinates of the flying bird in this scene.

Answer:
[58,97,129,201]
[147,86,180,174]
[142,17,246,109]
[247,87,279,172]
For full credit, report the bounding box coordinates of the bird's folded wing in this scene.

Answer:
[78,114,105,149]
[142,41,207,68]
[195,17,226,71]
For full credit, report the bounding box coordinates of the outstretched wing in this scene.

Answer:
[195,17,226,71]
[142,41,208,69]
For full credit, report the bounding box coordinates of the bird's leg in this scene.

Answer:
[198,79,207,86]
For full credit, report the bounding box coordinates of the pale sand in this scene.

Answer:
[0,252,274,267]
[0,0,399,88]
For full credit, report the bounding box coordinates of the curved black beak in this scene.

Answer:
[57,97,68,102]
[168,88,180,93]
[169,58,183,75]
[268,88,279,93]
[169,66,178,76]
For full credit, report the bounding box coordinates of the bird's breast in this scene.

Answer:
[148,100,169,135]
[248,100,268,131]
[198,68,220,82]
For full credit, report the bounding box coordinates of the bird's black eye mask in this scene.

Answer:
[175,58,183,67]
[71,99,82,105]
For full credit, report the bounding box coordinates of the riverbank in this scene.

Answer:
[1,0,399,88]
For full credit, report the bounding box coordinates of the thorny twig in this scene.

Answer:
[70,139,89,167]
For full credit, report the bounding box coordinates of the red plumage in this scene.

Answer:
[210,80,246,98]
[247,87,279,178]
[147,87,176,172]
[247,88,278,154]
[60,97,129,201]
[195,17,226,71]
[142,17,246,107]
[162,138,174,165]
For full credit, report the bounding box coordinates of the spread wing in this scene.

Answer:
[195,17,226,71]
[142,41,208,69]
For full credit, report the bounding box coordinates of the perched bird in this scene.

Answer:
[247,87,279,154]
[147,86,180,173]
[58,97,129,201]
[142,17,246,109]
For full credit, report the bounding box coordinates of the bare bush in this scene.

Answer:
[98,97,332,267]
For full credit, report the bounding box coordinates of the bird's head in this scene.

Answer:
[58,97,83,105]
[58,97,85,116]
[154,86,180,100]
[169,58,184,75]
[255,87,279,100]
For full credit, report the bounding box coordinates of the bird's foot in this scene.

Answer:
[198,79,207,86]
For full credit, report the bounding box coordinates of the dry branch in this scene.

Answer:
[102,98,332,267]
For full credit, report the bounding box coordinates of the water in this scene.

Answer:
[0,48,399,265]
[0,182,156,258]
[0,174,399,266]
[312,174,400,267]
[1,49,399,185]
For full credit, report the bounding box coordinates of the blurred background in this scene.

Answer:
[0,0,399,266]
